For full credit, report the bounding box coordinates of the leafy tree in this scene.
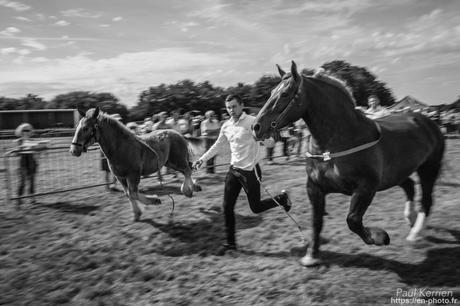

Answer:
[225,82,252,105]
[321,60,395,107]
[0,94,47,110]
[249,75,281,107]
[47,91,128,120]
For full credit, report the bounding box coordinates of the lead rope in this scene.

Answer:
[252,149,307,245]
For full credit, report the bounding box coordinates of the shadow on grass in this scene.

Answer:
[321,246,460,287]
[140,185,182,196]
[306,227,460,287]
[139,210,263,256]
[43,202,99,215]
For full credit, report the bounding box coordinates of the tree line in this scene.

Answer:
[1,60,412,121]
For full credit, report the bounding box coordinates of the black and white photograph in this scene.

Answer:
[1,0,459,305]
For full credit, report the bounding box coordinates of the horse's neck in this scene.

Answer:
[302,80,375,152]
[97,120,133,160]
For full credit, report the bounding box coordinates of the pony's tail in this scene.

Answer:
[184,135,206,163]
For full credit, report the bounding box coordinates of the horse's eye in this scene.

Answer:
[281,92,288,98]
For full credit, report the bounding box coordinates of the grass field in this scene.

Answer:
[0,137,459,305]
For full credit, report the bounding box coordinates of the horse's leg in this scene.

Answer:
[180,166,194,198]
[399,177,417,227]
[407,161,441,241]
[347,190,390,246]
[118,177,128,197]
[166,161,201,197]
[300,180,325,267]
[125,176,143,222]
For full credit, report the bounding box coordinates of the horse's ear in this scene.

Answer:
[77,106,86,117]
[276,64,286,77]
[92,106,100,119]
[291,60,300,81]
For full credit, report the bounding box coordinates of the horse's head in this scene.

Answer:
[253,61,304,140]
[69,107,100,157]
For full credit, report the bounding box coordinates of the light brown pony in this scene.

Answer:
[69,107,201,221]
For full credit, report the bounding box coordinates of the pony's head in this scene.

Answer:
[70,107,100,157]
[253,61,304,140]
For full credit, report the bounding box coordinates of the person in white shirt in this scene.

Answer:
[200,110,221,174]
[364,94,391,120]
[193,94,291,255]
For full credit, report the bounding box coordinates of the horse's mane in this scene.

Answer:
[309,68,356,106]
[99,112,135,138]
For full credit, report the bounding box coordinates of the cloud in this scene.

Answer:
[15,16,31,22]
[1,47,16,54]
[61,8,102,18]
[0,26,21,36]
[112,16,123,22]
[0,0,30,11]
[0,48,236,105]
[54,20,70,26]
[21,38,47,51]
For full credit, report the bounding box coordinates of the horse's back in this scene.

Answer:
[376,112,444,155]
[142,129,191,169]
[374,112,444,189]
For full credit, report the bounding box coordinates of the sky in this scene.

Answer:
[0,0,459,107]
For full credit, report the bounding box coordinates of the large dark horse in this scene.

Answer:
[70,107,201,221]
[252,61,445,266]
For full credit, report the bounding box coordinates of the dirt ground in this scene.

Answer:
[1,139,459,305]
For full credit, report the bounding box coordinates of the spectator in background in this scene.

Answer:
[166,110,181,132]
[279,125,291,161]
[265,130,279,165]
[294,119,307,158]
[364,95,391,120]
[126,122,140,135]
[142,117,154,134]
[200,110,221,174]
[153,111,172,130]
[13,123,48,205]
[177,112,192,136]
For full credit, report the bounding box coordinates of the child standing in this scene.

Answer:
[14,123,42,204]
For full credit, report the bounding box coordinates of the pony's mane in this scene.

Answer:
[310,68,356,105]
[99,112,134,137]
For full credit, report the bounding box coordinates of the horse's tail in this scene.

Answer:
[183,135,206,163]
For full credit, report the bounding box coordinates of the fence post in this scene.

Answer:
[3,148,12,208]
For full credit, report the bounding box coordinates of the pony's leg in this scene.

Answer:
[407,161,441,241]
[117,177,128,196]
[180,167,194,198]
[399,178,417,227]
[167,161,200,197]
[347,190,390,246]
[126,176,143,222]
[300,180,325,267]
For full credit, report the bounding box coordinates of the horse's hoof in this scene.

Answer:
[299,255,322,267]
[406,233,422,242]
[193,184,202,192]
[152,197,162,205]
[369,227,390,245]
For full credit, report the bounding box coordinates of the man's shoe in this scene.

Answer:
[214,243,237,256]
[280,190,292,212]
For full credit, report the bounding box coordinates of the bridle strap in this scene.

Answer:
[270,77,303,129]
[305,122,382,161]
[71,121,99,148]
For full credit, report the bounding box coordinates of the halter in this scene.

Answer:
[270,76,303,130]
[305,122,382,162]
[71,120,99,150]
